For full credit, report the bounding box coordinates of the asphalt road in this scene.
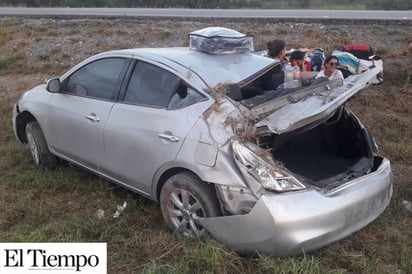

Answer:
[0,7,410,21]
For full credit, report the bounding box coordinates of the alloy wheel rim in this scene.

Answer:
[168,189,206,237]
[27,133,40,165]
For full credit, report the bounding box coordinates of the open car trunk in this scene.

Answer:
[232,67,384,189]
[256,107,375,189]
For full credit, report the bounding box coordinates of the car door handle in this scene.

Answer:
[85,114,100,122]
[158,133,179,142]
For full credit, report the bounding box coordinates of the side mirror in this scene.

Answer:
[46,78,61,93]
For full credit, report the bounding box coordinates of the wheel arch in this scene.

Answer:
[155,167,219,204]
[15,110,37,143]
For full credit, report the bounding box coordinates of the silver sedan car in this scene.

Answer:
[12,44,392,256]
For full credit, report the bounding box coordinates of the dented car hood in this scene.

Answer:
[251,67,382,134]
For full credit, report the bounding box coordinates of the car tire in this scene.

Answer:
[160,172,220,238]
[25,121,58,169]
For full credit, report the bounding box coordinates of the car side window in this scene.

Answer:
[168,86,206,110]
[63,57,128,100]
[123,62,179,108]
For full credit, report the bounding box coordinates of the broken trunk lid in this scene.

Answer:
[252,67,382,134]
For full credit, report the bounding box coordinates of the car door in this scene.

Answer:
[45,57,130,171]
[102,61,209,195]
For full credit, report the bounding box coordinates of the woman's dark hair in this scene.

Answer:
[324,55,339,64]
[290,50,305,61]
[267,39,285,58]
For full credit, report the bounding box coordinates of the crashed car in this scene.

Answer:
[12,28,392,257]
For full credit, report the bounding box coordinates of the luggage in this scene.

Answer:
[338,44,374,60]
[308,49,325,71]
[332,50,360,77]
[189,27,254,55]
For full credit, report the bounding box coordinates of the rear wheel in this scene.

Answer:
[26,121,58,169]
[160,172,220,238]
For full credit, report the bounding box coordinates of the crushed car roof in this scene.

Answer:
[96,47,277,87]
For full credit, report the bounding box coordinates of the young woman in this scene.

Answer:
[315,55,344,81]
[266,39,289,63]
[265,39,289,89]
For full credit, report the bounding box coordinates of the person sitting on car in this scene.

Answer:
[264,39,289,90]
[315,55,344,81]
[266,39,289,64]
[290,50,312,72]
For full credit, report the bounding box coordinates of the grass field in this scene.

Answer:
[0,17,411,273]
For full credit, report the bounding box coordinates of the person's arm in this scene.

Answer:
[315,70,325,79]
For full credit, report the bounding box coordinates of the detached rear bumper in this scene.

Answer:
[199,157,392,256]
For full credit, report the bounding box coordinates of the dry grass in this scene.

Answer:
[0,17,411,273]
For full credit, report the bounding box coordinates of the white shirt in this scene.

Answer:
[315,69,344,81]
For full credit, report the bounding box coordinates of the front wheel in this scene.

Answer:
[160,172,220,238]
[26,121,58,169]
